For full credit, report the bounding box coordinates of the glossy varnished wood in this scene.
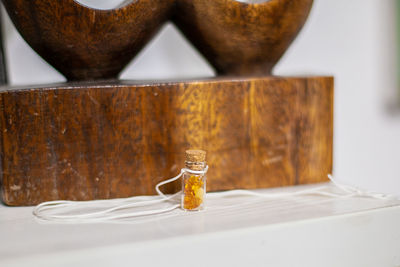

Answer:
[1,0,174,80]
[173,0,313,75]
[2,0,313,79]
[0,77,333,206]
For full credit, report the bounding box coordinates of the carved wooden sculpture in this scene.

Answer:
[173,0,313,75]
[1,0,174,80]
[2,0,313,79]
[0,0,333,206]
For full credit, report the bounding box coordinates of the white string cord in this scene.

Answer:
[33,167,209,222]
[155,166,209,198]
[327,174,397,200]
[208,175,397,200]
[33,169,397,223]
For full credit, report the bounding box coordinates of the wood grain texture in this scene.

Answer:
[2,0,313,80]
[173,0,313,75]
[0,76,333,206]
[1,0,174,80]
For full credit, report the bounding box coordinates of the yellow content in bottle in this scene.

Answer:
[183,175,204,210]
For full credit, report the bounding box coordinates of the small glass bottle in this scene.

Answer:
[181,150,207,211]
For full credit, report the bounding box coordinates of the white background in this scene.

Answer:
[2,0,400,195]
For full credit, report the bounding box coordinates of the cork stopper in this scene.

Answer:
[185,150,206,171]
[185,150,206,162]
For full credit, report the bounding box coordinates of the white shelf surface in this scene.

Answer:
[1,183,400,267]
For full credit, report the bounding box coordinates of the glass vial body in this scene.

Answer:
[181,162,206,211]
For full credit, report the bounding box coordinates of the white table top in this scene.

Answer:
[1,183,400,267]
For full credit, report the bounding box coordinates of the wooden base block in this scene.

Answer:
[0,76,333,206]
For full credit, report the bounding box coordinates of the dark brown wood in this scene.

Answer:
[173,0,313,75]
[2,0,314,80]
[0,76,333,206]
[1,0,174,81]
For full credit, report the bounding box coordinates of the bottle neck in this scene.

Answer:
[185,161,206,171]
